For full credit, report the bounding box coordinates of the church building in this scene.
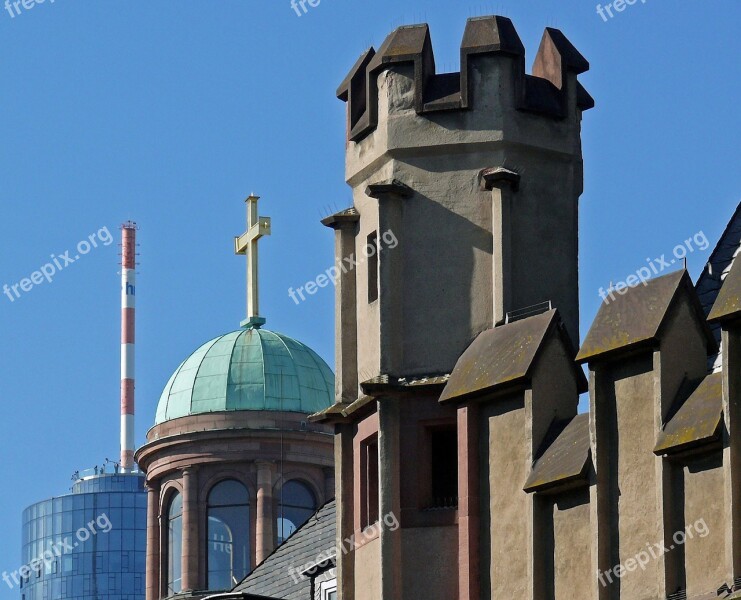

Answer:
[135,196,336,600]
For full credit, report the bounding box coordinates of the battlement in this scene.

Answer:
[337,16,594,142]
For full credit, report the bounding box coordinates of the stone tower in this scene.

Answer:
[317,14,741,600]
[328,15,593,402]
[315,16,594,600]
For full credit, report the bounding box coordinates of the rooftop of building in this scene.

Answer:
[154,327,334,427]
[233,499,336,600]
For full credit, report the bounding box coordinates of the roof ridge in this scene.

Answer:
[257,329,268,411]
[226,328,252,410]
[266,329,299,412]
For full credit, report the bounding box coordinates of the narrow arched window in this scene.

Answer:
[207,480,250,590]
[276,480,317,544]
[167,492,183,596]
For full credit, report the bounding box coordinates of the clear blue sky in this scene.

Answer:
[0,0,739,588]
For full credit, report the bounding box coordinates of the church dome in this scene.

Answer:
[154,328,334,425]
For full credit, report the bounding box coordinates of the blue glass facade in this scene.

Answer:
[21,472,147,600]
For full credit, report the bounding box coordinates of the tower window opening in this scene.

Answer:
[361,436,379,528]
[429,427,458,509]
[367,232,379,303]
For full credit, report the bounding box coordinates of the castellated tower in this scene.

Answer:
[315,14,740,600]
[328,15,593,396]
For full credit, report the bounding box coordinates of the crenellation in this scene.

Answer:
[338,16,593,145]
[530,27,594,118]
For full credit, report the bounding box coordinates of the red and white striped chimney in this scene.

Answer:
[120,222,137,472]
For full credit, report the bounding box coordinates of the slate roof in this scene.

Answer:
[439,309,586,404]
[696,201,741,340]
[654,372,723,455]
[234,500,336,600]
[577,270,716,364]
[694,201,741,371]
[708,256,741,324]
[524,413,591,493]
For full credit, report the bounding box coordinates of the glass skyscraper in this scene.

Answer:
[20,470,147,600]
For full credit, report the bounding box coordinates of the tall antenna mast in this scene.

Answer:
[120,221,138,473]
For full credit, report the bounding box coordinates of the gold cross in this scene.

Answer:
[234,194,271,328]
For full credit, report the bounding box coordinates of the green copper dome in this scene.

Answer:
[155,328,334,425]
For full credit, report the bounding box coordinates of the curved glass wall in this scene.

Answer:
[276,480,316,544]
[20,472,146,600]
[166,493,183,596]
[206,480,250,591]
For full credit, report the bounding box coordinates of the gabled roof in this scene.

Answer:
[439,309,585,404]
[524,413,591,493]
[577,270,716,364]
[233,500,336,600]
[654,372,723,455]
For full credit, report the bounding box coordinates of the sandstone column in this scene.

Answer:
[255,461,275,564]
[336,424,355,600]
[378,397,401,600]
[457,402,480,600]
[181,468,200,591]
[323,466,335,502]
[145,481,161,600]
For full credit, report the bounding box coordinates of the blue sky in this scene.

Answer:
[0,0,739,589]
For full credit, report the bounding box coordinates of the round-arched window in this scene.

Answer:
[276,480,317,544]
[207,480,250,590]
[167,492,183,595]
